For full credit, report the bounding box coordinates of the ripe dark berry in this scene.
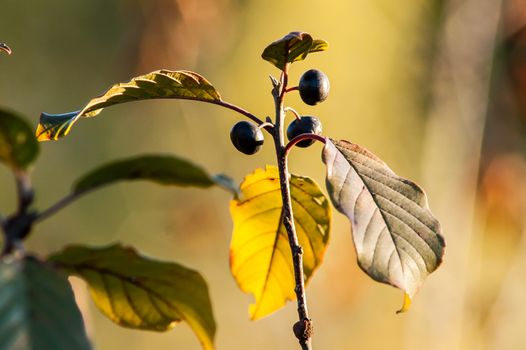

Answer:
[299,69,330,106]
[230,121,264,155]
[287,116,322,148]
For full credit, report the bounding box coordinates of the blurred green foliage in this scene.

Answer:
[2,0,525,349]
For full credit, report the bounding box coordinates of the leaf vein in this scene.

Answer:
[359,171,437,235]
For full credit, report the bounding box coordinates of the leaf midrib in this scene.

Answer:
[58,263,188,325]
[333,144,407,280]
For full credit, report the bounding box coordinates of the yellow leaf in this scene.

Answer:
[229,166,331,320]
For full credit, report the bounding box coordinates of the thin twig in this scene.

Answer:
[273,63,313,350]
[0,171,33,258]
[14,171,33,214]
[279,70,288,100]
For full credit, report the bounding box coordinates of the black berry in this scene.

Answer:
[299,69,330,106]
[287,116,322,148]
[230,121,264,155]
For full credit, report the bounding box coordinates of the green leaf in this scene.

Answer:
[36,70,221,141]
[0,108,39,170]
[49,244,216,350]
[229,166,331,320]
[322,139,445,312]
[73,154,223,194]
[261,32,329,71]
[0,257,91,350]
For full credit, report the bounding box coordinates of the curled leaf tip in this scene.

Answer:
[396,293,412,314]
[0,43,12,55]
[36,111,81,142]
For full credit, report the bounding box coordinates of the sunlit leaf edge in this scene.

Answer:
[35,70,222,141]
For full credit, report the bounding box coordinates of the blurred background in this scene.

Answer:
[1,0,525,349]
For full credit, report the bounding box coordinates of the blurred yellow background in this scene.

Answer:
[1,0,525,349]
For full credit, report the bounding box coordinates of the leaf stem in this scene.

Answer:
[284,107,302,121]
[273,64,313,350]
[258,122,275,130]
[284,134,327,157]
[35,167,240,223]
[285,86,299,93]
[206,100,272,132]
[34,192,81,224]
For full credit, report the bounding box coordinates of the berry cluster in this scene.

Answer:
[230,69,329,154]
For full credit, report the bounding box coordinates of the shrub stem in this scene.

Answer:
[272,64,313,350]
